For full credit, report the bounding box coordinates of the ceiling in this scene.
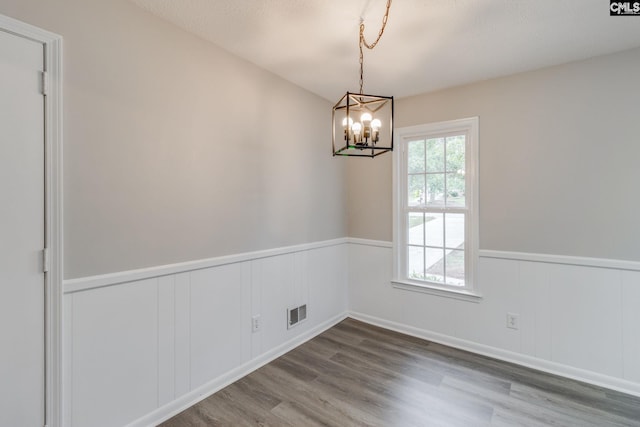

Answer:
[129,0,640,101]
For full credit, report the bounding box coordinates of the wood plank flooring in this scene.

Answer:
[160,319,640,426]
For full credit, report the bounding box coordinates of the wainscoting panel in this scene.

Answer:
[189,263,246,389]
[348,242,461,337]
[157,275,176,407]
[173,272,191,399]
[63,239,348,427]
[455,257,521,353]
[348,240,640,397]
[255,252,298,352]
[308,243,348,324]
[70,278,159,427]
[519,260,552,360]
[548,264,623,377]
[622,270,640,383]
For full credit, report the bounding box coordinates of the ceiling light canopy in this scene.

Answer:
[332,0,394,158]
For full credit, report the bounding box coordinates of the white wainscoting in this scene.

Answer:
[348,240,640,397]
[62,237,640,426]
[63,239,348,427]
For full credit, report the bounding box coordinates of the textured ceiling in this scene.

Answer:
[129,0,640,101]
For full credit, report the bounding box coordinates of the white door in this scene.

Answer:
[0,29,45,427]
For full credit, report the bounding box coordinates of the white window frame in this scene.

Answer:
[392,117,481,302]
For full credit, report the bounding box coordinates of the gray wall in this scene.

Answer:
[348,47,640,261]
[1,0,346,278]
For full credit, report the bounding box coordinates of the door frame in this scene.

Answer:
[0,14,63,427]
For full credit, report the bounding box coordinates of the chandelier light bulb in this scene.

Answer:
[342,117,354,128]
[371,118,381,131]
[361,112,372,124]
[352,122,362,135]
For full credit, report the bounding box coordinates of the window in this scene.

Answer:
[393,118,479,300]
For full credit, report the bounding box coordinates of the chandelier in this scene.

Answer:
[332,0,394,158]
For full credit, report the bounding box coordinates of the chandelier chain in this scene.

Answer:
[359,0,392,94]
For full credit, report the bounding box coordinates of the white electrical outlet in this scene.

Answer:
[506,312,519,330]
[251,315,261,333]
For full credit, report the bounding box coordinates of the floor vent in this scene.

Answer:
[287,304,307,329]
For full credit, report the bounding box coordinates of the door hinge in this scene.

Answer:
[43,248,49,273]
[41,71,48,96]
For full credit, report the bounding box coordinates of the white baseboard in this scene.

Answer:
[348,311,640,398]
[127,312,349,427]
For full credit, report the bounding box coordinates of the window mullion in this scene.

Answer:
[422,212,426,280]
[422,141,428,282]
[442,213,447,283]
[442,247,447,284]
[443,136,448,210]
[406,207,466,214]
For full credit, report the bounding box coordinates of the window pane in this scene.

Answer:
[408,174,425,206]
[446,135,465,172]
[408,140,425,173]
[408,213,424,246]
[445,249,465,286]
[425,248,445,283]
[426,138,445,172]
[445,213,465,249]
[446,172,465,207]
[425,213,443,247]
[408,246,424,280]
[425,173,445,207]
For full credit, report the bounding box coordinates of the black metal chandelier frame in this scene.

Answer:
[332,92,394,158]
[332,0,394,158]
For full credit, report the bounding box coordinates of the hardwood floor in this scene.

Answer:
[160,318,640,426]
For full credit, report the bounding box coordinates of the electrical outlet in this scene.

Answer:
[251,315,261,333]
[506,312,519,330]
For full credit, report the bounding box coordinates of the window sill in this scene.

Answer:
[391,279,483,303]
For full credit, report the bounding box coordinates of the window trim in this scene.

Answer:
[392,117,481,300]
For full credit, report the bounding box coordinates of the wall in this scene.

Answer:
[347,48,640,396]
[348,47,640,260]
[0,0,346,279]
